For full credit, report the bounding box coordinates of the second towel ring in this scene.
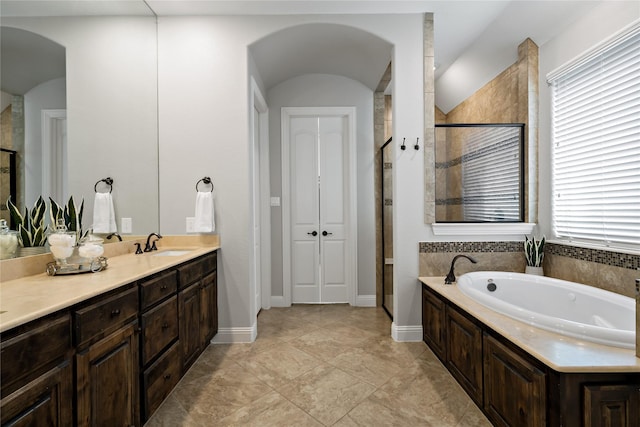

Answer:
[196,176,214,192]
[94,177,113,193]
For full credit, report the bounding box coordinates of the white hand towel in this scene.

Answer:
[194,191,215,233]
[93,192,117,233]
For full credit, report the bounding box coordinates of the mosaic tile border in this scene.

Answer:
[419,241,640,270]
[546,242,640,270]
[419,241,522,253]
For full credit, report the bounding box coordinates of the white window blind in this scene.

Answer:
[550,25,640,246]
[462,126,522,221]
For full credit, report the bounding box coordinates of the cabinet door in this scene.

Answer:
[200,271,218,346]
[422,286,446,360]
[584,384,640,427]
[76,321,140,427]
[446,306,483,404]
[0,360,72,427]
[179,282,201,373]
[484,334,546,427]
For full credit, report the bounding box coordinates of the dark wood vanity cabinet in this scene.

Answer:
[446,305,483,405]
[0,312,73,427]
[139,270,180,422]
[422,286,446,360]
[583,384,640,427]
[421,282,640,427]
[483,334,546,427]
[178,252,218,374]
[74,285,140,427]
[0,249,218,427]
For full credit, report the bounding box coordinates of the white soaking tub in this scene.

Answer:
[456,271,636,349]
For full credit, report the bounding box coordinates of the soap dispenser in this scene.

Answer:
[0,219,18,260]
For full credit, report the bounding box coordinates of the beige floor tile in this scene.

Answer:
[327,347,402,387]
[236,342,323,388]
[148,306,491,427]
[278,364,376,426]
[216,391,324,427]
[172,362,273,423]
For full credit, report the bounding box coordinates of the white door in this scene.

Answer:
[289,114,350,303]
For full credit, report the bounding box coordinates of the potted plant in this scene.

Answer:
[49,196,88,246]
[6,196,48,255]
[524,235,545,275]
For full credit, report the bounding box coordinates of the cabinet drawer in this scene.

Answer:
[142,341,181,421]
[201,252,217,274]
[74,286,138,346]
[141,296,178,366]
[1,313,71,397]
[177,260,203,289]
[140,270,177,310]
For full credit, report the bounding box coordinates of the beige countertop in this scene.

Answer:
[0,235,219,333]
[419,277,640,373]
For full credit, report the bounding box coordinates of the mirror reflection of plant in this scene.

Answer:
[49,196,88,245]
[6,196,47,247]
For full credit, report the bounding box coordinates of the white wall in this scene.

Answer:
[266,73,376,301]
[24,77,65,206]
[538,2,640,238]
[1,17,159,234]
[157,14,426,339]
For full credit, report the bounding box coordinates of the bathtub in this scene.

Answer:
[456,271,636,349]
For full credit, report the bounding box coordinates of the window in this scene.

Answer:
[549,25,640,247]
[434,124,524,223]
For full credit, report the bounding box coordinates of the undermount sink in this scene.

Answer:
[152,249,193,257]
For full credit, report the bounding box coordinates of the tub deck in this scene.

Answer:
[419,277,640,373]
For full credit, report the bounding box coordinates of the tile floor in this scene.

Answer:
[146,304,492,426]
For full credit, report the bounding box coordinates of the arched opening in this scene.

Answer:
[248,23,392,316]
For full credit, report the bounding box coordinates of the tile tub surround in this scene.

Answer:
[0,235,220,333]
[420,277,640,372]
[419,241,640,298]
[146,305,491,427]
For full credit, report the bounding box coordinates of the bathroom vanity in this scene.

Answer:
[420,278,640,427]
[0,243,219,426]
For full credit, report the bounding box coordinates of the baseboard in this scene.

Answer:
[355,295,376,307]
[270,295,287,307]
[391,322,423,342]
[211,322,257,344]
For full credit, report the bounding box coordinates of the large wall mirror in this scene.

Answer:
[1,12,159,249]
[435,123,524,223]
[1,27,67,222]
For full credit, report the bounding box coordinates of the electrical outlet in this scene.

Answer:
[121,217,132,234]
[186,217,195,233]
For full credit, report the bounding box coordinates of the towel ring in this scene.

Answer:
[94,177,113,193]
[196,176,214,192]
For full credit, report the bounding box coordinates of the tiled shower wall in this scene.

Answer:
[419,241,640,298]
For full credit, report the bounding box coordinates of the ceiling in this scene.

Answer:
[1,1,606,111]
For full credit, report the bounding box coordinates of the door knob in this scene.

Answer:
[322,231,333,236]
[307,231,318,236]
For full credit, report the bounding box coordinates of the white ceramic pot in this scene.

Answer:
[525,266,544,276]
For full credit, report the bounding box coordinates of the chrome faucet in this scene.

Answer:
[444,254,478,284]
[144,233,162,252]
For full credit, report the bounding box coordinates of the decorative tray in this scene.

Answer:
[46,257,108,276]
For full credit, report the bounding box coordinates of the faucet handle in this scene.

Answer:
[134,243,143,254]
[151,240,158,251]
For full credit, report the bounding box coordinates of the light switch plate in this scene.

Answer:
[186,217,195,233]
[121,217,132,234]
